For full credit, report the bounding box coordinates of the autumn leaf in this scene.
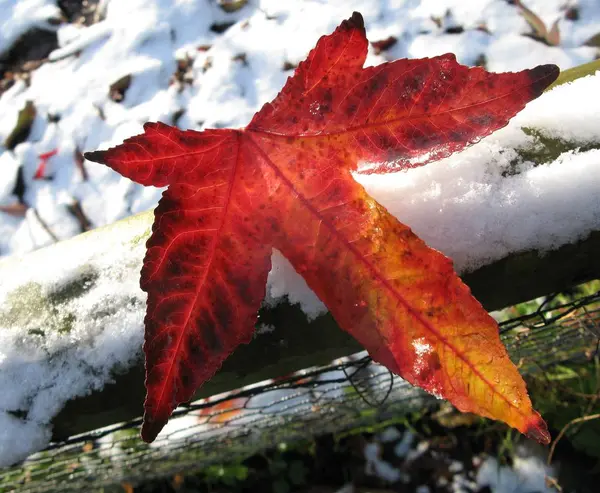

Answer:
[85,12,559,443]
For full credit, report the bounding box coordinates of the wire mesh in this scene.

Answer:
[1,286,599,492]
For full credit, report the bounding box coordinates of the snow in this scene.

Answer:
[0,0,59,56]
[356,97,600,273]
[0,0,599,467]
[378,425,402,443]
[364,441,403,483]
[449,460,464,473]
[334,484,355,493]
[405,440,430,464]
[393,430,415,458]
[362,426,554,491]
[266,250,325,319]
[0,214,148,466]
[476,455,555,493]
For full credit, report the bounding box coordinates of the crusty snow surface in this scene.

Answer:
[0,0,599,478]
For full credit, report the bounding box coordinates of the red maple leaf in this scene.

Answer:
[85,12,559,443]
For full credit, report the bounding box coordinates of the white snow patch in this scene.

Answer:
[334,484,355,493]
[378,426,402,443]
[513,71,600,143]
[0,151,19,200]
[413,338,433,356]
[405,440,430,463]
[0,215,148,466]
[0,414,50,469]
[255,323,275,335]
[266,250,326,319]
[0,0,59,55]
[355,113,600,274]
[393,430,415,458]
[452,471,478,492]
[476,455,555,493]
[364,442,403,483]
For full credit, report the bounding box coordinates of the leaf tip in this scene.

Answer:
[342,11,365,33]
[83,150,106,164]
[524,411,551,445]
[528,64,560,95]
[140,414,167,443]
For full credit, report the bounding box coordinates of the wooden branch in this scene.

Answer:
[49,230,600,440]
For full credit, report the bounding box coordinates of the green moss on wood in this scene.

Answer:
[0,282,47,327]
[0,265,101,336]
[129,227,152,247]
[512,127,599,169]
[47,267,99,305]
[0,282,75,335]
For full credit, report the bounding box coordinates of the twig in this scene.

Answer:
[66,199,92,232]
[74,147,89,181]
[31,208,59,242]
[0,202,28,217]
[547,413,600,465]
[545,475,563,492]
[545,412,600,491]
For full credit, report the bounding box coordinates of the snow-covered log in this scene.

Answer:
[0,203,598,446]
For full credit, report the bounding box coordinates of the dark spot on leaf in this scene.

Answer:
[234,277,255,305]
[203,313,225,352]
[417,351,442,383]
[345,103,357,117]
[468,113,495,127]
[178,363,195,395]
[212,300,233,332]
